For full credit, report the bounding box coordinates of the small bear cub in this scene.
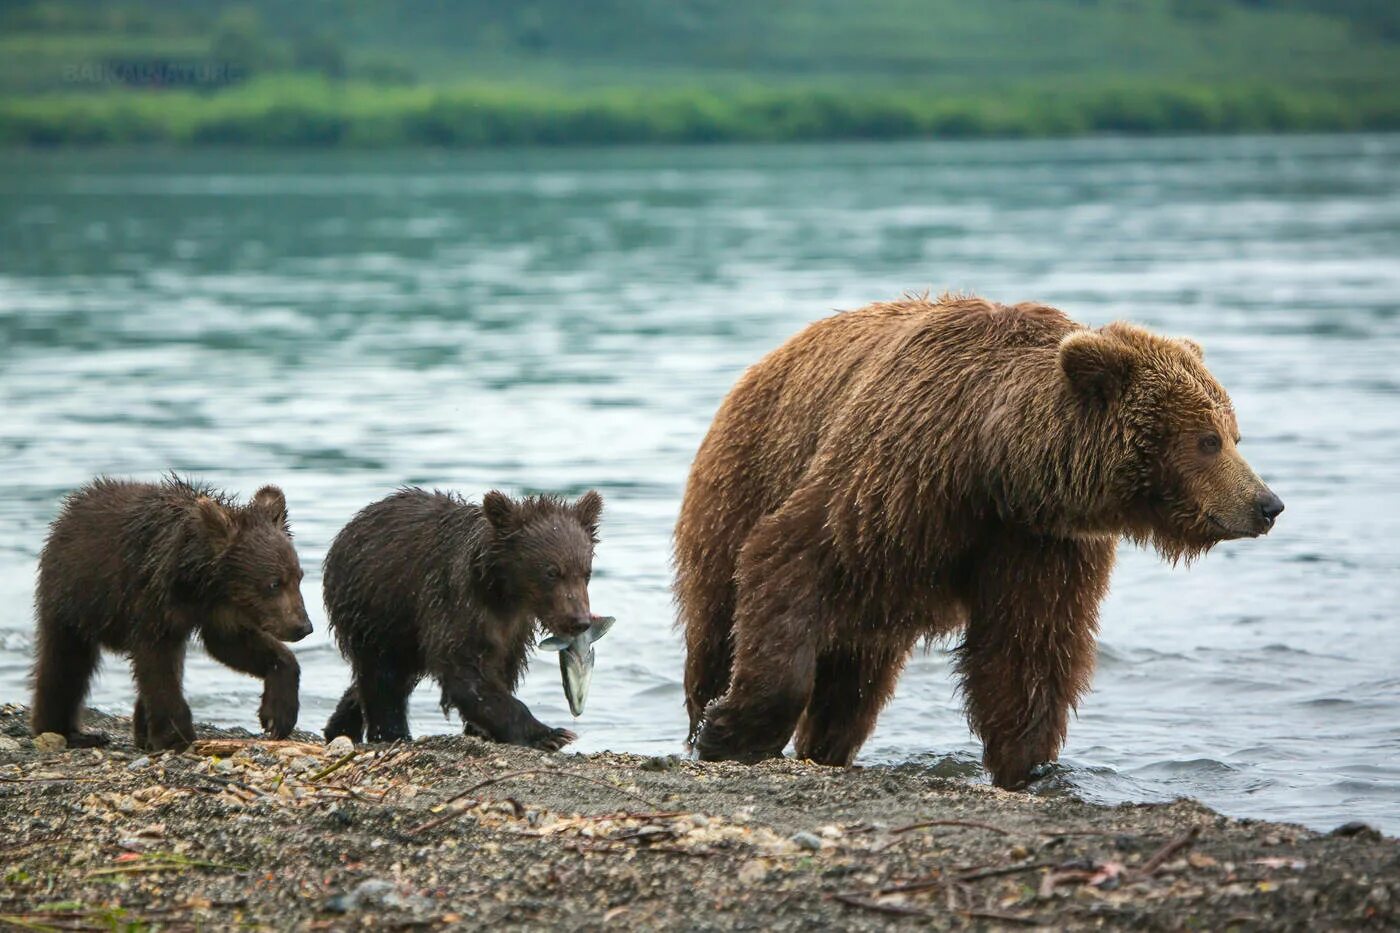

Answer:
[323,487,602,750]
[31,476,313,751]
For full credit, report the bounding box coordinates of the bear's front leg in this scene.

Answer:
[959,535,1112,789]
[201,623,300,739]
[440,671,576,752]
[132,642,194,751]
[794,638,916,766]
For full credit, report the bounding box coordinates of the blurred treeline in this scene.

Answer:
[1,0,1396,146]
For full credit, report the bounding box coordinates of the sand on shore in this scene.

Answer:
[0,704,1394,931]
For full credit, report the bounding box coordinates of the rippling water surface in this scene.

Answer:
[2,136,1397,833]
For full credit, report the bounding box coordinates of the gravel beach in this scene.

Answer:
[0,704,1394,931]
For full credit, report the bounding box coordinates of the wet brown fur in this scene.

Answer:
[31,476,312,751]
[322,488,602,750]
[675,295,1281,788]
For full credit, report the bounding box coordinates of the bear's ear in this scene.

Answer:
[194,496,237,553]
[251,485,288,527]
[1059,329,1135,406]
[482,490,516,533]
[573,490,603,535]
[1178,337,1205,361]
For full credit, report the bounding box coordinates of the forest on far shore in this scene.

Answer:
[3,0,1397,146]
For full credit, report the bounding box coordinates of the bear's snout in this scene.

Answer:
[274,598,314,642]
[1254,488,1284,532]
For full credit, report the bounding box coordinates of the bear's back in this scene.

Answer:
[322,488,489,652]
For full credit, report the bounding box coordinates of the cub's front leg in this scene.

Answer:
[201,622,300,738]
[439,669,575,751]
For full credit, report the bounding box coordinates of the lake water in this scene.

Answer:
[1,135,1397,835]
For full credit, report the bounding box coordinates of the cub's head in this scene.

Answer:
[482,490,603,639]
[1059,323,1283,561]
[194,485,313,642]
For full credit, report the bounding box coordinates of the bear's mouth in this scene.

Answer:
[1204,512,1260,540]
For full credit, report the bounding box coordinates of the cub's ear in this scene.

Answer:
[482,490,516,533]
[573,490,603,535]
[194,496,237,553]
[1059,329,1135,406]
[251,485,288,527]
[1178,337,1205,360]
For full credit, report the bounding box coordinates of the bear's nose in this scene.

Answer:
[1255,489,1284,528]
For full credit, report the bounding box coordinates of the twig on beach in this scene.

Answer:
[0,835,58,856]
[307,751,358,783]
[963,908,1046,927]
[1132,825,1201,879]
[876,817,1015,852]
[1039,868,1094,897]
[576,810,688,822]
[956,861,1056,883]
[889,818,1014,837]
[190,771,267,797]
[837,860,1054,901]
[571,840,716,858]
[407,769,661,835]
[189,739,326,757]
[829,893,937,918]
[85,853,241,877]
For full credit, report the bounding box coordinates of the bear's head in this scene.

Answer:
[195,486,314,642]
[1059,323,1283,561]
[482,489,603,638]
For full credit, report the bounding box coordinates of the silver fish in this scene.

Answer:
[538,615,615,717]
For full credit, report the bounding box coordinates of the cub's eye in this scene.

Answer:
[1198,434,1222,455]
[544,567,559,581]
[266,579,282,594]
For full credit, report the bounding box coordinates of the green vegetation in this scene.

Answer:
[3,76,1395,146]
[1,0,1396,146]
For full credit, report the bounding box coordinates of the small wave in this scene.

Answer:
[890,749,986,781]
[633,682,683,700]
[1131,758,1239,779]
[0,630,33,653]
[1295,696,1355,708]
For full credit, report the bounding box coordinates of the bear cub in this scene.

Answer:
[32,476,313,751]
[323,487,602,751]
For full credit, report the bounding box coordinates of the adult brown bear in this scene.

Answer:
[675,294,1283,788]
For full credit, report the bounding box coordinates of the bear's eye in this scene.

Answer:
[1198,434,1222,455]
[544,567,559,581]
[265,579,282,594]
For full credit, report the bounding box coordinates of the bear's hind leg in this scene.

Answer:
[959,536,1111,789]
[676,533,740,745]
[131,697,149,748]
[132,641,194,751]
[693,488,829,762]
[794,638,915,766]
[360,660,415,743]
[30,624,108,747]
[682,596,735,746]
[325,685,365,742]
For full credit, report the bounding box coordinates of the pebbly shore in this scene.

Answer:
[0,704,1394,931]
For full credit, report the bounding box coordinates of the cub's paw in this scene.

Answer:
[65,732,110,749]
[260,693,298,739]
[145,706,195,752]
[530,727,577,752]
